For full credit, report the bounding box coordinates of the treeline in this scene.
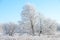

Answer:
[0,4,58,36]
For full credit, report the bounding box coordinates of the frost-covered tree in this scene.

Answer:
[0,24,3,33]
[57,24,60,31]
[20,4,40,36]
[19,4,57,36]
[39,14,45,35]
[18,21,33,35]
[42,19,57,35]
[3,23,17,36]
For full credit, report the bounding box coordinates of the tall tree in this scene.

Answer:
[21,4,40,35]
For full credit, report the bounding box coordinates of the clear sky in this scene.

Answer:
[0,0,60,24]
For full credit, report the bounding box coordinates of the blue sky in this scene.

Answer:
[0,0,60,24]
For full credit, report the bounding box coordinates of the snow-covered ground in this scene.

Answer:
[0,32,60,40]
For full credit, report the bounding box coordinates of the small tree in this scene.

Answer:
[3,23,17,36]
[42,19,57,35]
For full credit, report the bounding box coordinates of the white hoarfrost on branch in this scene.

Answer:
[18,4,57,36]
[0,4,57,37]
[21,4,41,36]
[41,18,57,35]
[2,23,17,36]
